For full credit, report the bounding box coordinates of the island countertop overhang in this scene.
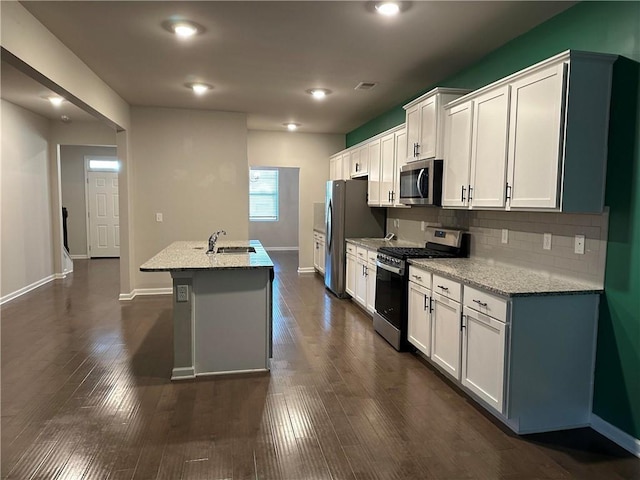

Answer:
[140,240,274,272]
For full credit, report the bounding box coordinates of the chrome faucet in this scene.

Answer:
[206,230,226,254]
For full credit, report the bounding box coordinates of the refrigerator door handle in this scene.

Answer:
[326,199,333,252]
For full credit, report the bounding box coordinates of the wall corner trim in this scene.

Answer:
[591,414,640,458]
[297,267,316,274]
[119,287,172,301]
[0,274,58,306]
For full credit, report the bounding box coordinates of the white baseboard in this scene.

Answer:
[297,267,316,274]
[70,254,89,260]
[171,366,195,380]
[119,287,173,301]
[264,247,299,252]
[591,414,640,457]
[1,274,57,305]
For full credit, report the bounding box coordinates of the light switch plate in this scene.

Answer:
[156,213,163,222]
[543,233,552,250]
[421,221,426,231]
[501,229,509,244]
[575,234,585,254]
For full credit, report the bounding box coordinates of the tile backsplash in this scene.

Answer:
[387,208,608,287]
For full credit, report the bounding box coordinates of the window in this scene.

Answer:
[88,157,119,171]
[249,168,279,221]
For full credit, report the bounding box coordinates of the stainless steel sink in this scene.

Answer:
[216,246,256,254]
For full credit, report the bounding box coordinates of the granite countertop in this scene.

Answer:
[346,238,422,250]
[408,257,602,297]
[140,240,274,272]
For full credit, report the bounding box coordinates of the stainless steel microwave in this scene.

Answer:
[399,159,443,206]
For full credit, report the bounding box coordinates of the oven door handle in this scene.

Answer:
[376,260,403,275]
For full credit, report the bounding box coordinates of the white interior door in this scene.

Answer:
[87,171,120,257]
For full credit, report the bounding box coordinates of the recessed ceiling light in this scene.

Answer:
[45,95,64,106]
[185,82,213,95]
[306,88,332,99]
[164,19,202,38]
[284,123,300,131]
[60,115,72,124]
[375,2,400,16]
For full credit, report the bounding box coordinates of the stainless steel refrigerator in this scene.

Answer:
[325,180,385,298]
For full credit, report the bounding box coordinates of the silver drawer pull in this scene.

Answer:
[437,285,449,291]
[473,299,488,307]
[412,274,423,281]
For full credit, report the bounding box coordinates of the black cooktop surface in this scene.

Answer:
[377,246,456,259]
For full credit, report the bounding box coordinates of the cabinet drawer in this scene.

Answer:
[464,285,508,323]
[432,274,462,302]
[408,266,430,289]
[356,247,368,261]
[346,243,356,255]
[367,249,377,264]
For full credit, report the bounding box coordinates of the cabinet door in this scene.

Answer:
[507,62,566,209]
[335,155,344,180]
[350,148,361,177]
[431,293,462,380]
[342,152,352,181]
[380,132,395,206]
[368,139,381,206]
[442,102,473,207]
[393,128,407,206]
[359,145,369,176]
[406,104,420,162]
[470,86,510,208]
[329,157,336,181]
[408,281,431,356]
[355,259,367,306]
[419,96,437,160]
[462,306,507,413]
[366,260,376,314]
[319,240,325,274]
[313,240,320,270]
[346,255,356,297]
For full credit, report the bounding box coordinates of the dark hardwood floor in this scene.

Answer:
[2,252,638,479]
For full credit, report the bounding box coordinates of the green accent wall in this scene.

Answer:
[348,1,640,440]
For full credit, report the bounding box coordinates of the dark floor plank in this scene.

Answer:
[2,253,638,480]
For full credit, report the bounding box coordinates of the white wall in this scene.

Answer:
[1,100,54,299]
[249,167,299,249]
[132,107,249,289]
[60,145,117,256]
[248,131,344,269]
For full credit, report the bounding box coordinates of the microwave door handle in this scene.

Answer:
[416,169,425,198]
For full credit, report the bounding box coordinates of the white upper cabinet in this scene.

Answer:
[342,151,351,181]
[392,128,408,207]
[442,50,616,213]
[367,138,381,206]
[506,63,565,209]
[350,145,368,177]
[442,101,473,208]
[404,88,470,164]
[379,132,396,206]
[469,85,511,208]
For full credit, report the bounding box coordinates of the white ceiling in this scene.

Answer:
[14,1,574,133]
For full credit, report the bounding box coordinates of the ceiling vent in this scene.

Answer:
[355,82,377,91]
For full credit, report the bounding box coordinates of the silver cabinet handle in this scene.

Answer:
[472,299,488,307]
[412,274,423,281]
[468,185,473,201]
[461,185,466,202]
[423,294,428,311]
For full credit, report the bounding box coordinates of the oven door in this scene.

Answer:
[374,260,405,330]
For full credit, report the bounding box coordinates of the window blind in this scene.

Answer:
[249,169,279,221]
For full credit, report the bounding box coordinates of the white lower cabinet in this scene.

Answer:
[366,257,376,314]
[355,258,367,305]
[313,232,325,275]
[407,263,600,434]
[345,252,356,297]
[461,305,507,413]
[430,292,462,380]
[407,280,431,356]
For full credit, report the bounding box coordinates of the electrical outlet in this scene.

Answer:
[421,221,426,232]
[543,233,552,250]
[574,234,585,255]
[176,284,188,302]
[393,219,400,228]
[501,229,509,244]
[156,213,163,222]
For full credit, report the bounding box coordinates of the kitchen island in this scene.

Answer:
[140,240,274,380]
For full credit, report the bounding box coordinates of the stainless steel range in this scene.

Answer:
[373,227,469,351]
